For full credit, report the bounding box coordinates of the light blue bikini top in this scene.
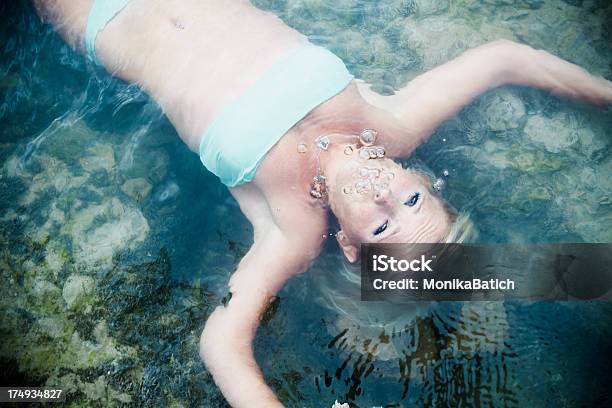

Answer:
[85,0,132,65]
[199,43,353,187]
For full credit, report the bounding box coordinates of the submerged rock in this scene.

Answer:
[400,16,485,69]
[122,177,152,202]
[523,114,579,153]
[415,0,449,17]
[482,90,526,132]
[63,197,149,267]
[36,316,67,339]
[79,143,116,173]
[62,275,95,309]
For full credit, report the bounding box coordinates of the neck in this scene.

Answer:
[321,138,355,206]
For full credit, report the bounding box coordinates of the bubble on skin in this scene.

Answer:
[344,145,354,155]
[297,142,308,153]
[359,129,377,146]
[359,148,370,160]
[355,180,370,194]
[385,171,395,180]
[373,182,385,191]
[343,185,354,194]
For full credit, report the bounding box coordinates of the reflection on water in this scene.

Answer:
[1,0,611,406]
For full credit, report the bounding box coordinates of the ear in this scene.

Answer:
[336,230,359,263]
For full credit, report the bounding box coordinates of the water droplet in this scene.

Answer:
[343,186,354,194]
[442,138,447,142]
[355,180,370,194]
[359,148,370,160]
[359,129,377,146]
[297,143,308,153]
[344,145,354,155]
[316,135,331,150]
[442,169,449,177]
[386,172,395,180]
[368,147,377,159]
[376,146,385,158]
[360,167,369,177]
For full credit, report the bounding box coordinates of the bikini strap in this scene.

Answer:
[85,0,132,65]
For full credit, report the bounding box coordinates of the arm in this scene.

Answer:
[359,40,612,157]
[199,227,319,407]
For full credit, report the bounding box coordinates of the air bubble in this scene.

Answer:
[433,178,445,191]
[359,129,377,146]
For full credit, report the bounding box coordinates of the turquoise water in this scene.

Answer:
[1,0,611,407]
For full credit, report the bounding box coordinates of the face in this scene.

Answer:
[332,158,451,262]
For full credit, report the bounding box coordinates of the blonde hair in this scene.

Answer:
[406,162,478,244]
[443,210,479,244]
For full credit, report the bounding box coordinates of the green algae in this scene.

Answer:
[0,225,220,406]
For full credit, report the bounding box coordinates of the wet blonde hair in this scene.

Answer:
[408,162,479,244]
[442,209,479,244]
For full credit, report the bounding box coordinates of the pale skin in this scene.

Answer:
[34,0,612,406]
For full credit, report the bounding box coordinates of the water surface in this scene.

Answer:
[1,0,611,406]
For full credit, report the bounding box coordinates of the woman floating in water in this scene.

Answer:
[34,0,612,406]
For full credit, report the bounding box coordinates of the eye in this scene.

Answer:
[373,220,388,236]
[405,192,420,207]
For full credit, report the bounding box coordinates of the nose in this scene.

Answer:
[374,188,391,205]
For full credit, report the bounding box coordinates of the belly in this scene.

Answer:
[96,0,305,151]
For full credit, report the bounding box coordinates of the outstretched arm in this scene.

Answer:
[199,226,319,407]
[359,40,612,157]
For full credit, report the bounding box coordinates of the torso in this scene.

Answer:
[96,0,305,151]
[89,0,406,249]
